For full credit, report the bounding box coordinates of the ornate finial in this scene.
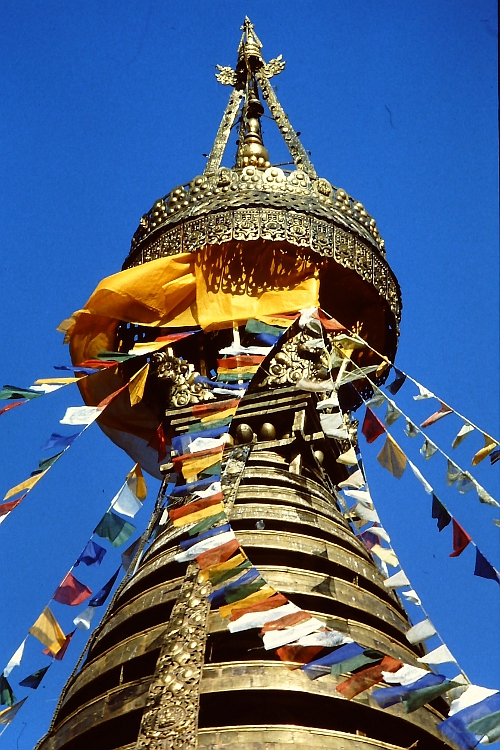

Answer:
[215,18,286,86]
[238,17,263,64]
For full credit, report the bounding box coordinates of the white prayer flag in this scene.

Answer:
[187,436,226,453]
[475,483,500,508]
[3,639,26,678]
[383,664,430,686]
[452,423,475,449]
[366,392,386,409]
[365,525,391,543]
[338,365,380,385]
[174,530,236,563]
[193,481,222,499]
[413,383,434,400]
[228,603,300,633]
[298,307,318,328]
[30,384,66,393]
[383,570,410,589]
[344,489,373,507]
[297,630,353,648]
[73,606,95,631]
[402,589,421,605]
[404,419,420,438]
[60,406,103,425]
[317,394,340,411]
[219,344,272,356]
[352,503,380,523]
[111,483,143,518]
[384,401,402,426]
[371,544,399,567]
[338,469,365,489]
[408,460,433,494]
[406,618,436,644]
[417,644,456,665]
[420,438,438,460]
[262,617,323,650]
[336,447,358,466]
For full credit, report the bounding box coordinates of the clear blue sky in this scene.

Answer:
[0,2,498,747]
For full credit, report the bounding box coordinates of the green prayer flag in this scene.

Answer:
[96,351,135,362]
[0,675,16,707]
[404,681,460,713]
[211,559,252,587]
[245,319,285,337]
[330,651,383,676]
[94,510,135,547]
[186,417,232,432]
[188,511,227,537]
[216,372,254,382]
[201,462,222,477]
[468,709,500,743]
[31,452,65,476]
[0,385,42,401]
[224,577,266,604]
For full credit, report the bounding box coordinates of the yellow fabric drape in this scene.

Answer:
[377,434,407,479]
[126,464,147,500]
[219,586,276,619]
[4,470,48,501]
[29,607,66,654]
[172,503,225,527]
[198,551,248,583]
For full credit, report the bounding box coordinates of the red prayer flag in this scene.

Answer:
[97,383,130,408]
[217,355,266,369]
[148,423,167,462]
[53,572,92,606]
[361,407,386,443]
[420,401,453,428]
[336,655,403,699]
[228,593,289,621]
[276,644,324,666]
[0,401,26,417]
[169,493,224,521]
[260,610,311,634]
[192,398,240,417]
[315,311,347,332]
[0,495,27,517]
[155,332,196,343]
[43,630,76,660]
[196,539,241,570]
[449,518,472,557]
[74,360,115,369]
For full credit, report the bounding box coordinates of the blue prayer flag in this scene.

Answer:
[42,432,80,451]
[178,523,231,551]
[89,567,121,607]
[301,642,364,680]
[431,494,451,532]
[74,540,107,568]
[385,368,406,395]
[474,549,500,584]
[18,666,50,689]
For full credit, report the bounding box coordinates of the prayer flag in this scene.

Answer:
[467,709,500,744]
[192,398,240,418]
[491,448,500,465]
[276,644,324,665]
[301,643,365,680]
[364,525,391,543]
[260,610,311,633]
[126,463,147,501]
[384,401,401,426]
[382,664,430,686]
[336,656,403,699]
[0,401,26,417]
[316,310,346,331]
[474,549,500,584]
[0,385,42,401]
[192,481,222,499]
[59,405,103,425]
[41,432,80,451]
[196,539,240,570]
[452,423,475,449]
[413,383,434,400]
[200,551,247,584]
[361,408,385,443]
[406,618,436,644]
[337,383,363,413]
[172,428,228,456]
[228,593,288,622]
[405,681,461,713]
[446,460,462,486]
[128,363,149,406]
[121,537,142,570]
[175,530,236,563]
[208,559,251,588]
[0,676,16,707]
[179,523,231,550]
[408,460,433,493]
[420,438,438,459]
[218,586,276,619]
[188,511,226,536]
[262,617,323,650]
[336,447,358,466]
[245,318,285,337]
[174,503,224,528]
[420,401,453,428]
[222,575,266,605]
[377,435,407,478]
[386,368,406,395]
[351,503,380,523]
[3,640,26,678]
[169,493,224,521]
[402,589,421,605]
[450,519,471,557]
[18,666,50,689]
[0,497,25,519]
[0,698,27,726]
[3,471,48,501]
[148,423,167,462]
[297,630,353,648]
[373,672,446,709]
[75,540,107,567]
[330,651,383,677]
[29,607,66,654]
[439,692,500,750]
[383,570,410,589]
[217,355,265,369]
[358,531,379,550]
[111,483,143,518]
[449,685,499,717]
[370,545,398,567]
[89,567,121,607]
[53,572,92,606]
[94,510,136,547]
[73,607,95,631]
[32,452,64,475]
[417,644,456,665]
[338,469,365,490]
[432,495,451,531]
[229,602,300,633]
[344,489,373,507]
[404,419,419,438]
[475,484,500,507]
[472,435,499,466]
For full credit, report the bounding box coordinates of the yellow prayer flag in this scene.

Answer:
[472,434,499,466]
[126,464,147,501]
[3,470,48,501]
[29,607,66,654]
[377,434,407,479]
[128,363,150,407]
[181,451,223,480]
[33,377,81,385]
[219,585,276,619]
[129,341,168,355]
[217,365,260,375]
[198,551,248,583]
[201,407,238,423]
[172,503,225,527]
